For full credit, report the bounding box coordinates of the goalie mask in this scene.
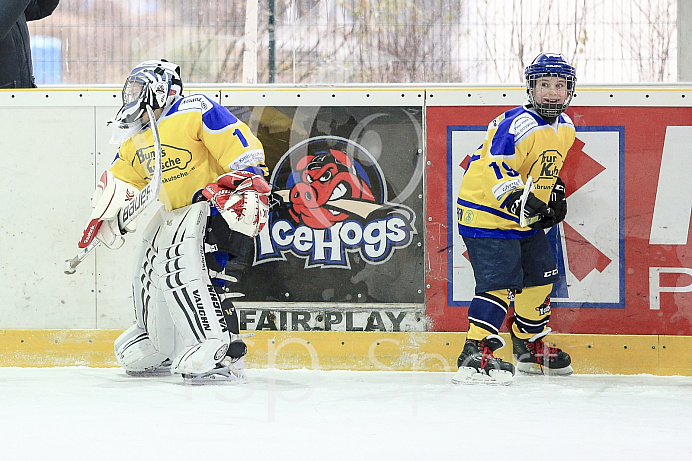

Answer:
[109,59,183,144]
[525,53,576,120]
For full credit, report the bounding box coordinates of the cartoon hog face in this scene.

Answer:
[288,149,375,229]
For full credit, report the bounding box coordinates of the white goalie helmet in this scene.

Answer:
[109,59,183,144]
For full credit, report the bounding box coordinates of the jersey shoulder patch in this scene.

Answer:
[175,94,214,114]
[509,112,539,140]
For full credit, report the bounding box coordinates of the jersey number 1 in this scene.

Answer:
[233,128,249,147]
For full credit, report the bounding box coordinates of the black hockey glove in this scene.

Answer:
[549,177,567,223]
[528,178,567,229]
[505,188,554,227]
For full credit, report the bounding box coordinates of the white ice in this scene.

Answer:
[2,367,691,460]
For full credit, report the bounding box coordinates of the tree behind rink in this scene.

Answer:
[31,0,677,85]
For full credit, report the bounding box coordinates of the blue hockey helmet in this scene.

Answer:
[525,53,576,119]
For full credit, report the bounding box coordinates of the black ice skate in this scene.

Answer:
[452,335,515,385]
[507,319,573,375]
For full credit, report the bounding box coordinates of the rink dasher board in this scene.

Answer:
[1,85,689,107]
[1,330,690,376]
[235,305,426,332]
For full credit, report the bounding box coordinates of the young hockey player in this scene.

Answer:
[80,59,270,383]
[453,52,576,385]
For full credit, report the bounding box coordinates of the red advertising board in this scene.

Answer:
[426,104,692,335]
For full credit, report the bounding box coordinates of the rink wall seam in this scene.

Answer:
[1,330,690,376]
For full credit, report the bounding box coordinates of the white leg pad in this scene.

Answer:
[114,324,169,372]
[154,203,231,375]
[171,338,229,374]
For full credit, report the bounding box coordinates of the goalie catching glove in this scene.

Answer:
[504,187,555,229]
[202,171,271,238]
[79,170,140,249]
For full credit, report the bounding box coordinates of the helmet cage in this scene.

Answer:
[114,60,182,125]
[525,53,576,119]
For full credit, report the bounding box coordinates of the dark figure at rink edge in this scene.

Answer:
[80,60,270,384]
[453,53,575,385]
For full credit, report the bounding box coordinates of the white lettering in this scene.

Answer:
[364,219,388,258]
[648,267,692,310]
[650,126,692,245]
[313,225,342,261]
[257,216,414,266]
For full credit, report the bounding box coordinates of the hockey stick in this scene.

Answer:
[64,106,163,275]
[519,175,541,228]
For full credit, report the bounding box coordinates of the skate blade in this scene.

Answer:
[126,368,171,377]
[183,374,247,385]
[452,367,513,385]
[182,368,248,385]
[516,362,574,376]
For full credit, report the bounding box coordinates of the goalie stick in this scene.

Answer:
[64,105,163,275]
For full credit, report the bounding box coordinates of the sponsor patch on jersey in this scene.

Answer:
[492,177,523,201]
[178,95,212,114]
[229,149,265,171]
[511,113,538,141]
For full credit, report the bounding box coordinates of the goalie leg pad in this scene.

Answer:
[114,324,170,373]
[155,202,230,374]
[130,207,177,357]
[171,338,230,374]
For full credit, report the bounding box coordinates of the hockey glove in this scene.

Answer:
[528,177,567,230]
[202,171,271,238]
[79,170,140,249]
[504,188,554,228]
[549,176,567,223]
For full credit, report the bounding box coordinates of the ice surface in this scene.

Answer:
[1,367,691,460]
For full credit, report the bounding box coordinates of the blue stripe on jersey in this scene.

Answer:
[241,165,267,176]
[466,153,480,167]
[458,224,538,239]
[165,95,239,132]
[203,104,239,131]
[457,198,518,222]
[488,106,525,158]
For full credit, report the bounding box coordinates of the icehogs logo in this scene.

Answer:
[257,136,416,268]
[288,149,376,228]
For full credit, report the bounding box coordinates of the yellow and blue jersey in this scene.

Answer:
[457,104,575,238]
[109,94,267,211]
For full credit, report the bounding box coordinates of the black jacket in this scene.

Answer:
[0,0,60,88]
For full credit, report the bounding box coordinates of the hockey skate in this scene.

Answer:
[125,359,172,377]
[182,357,247,385]
[507,319,573,375]
[452,335,515,385]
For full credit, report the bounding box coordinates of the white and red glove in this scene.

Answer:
[202,171,271,237]
[79,170,140,249]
